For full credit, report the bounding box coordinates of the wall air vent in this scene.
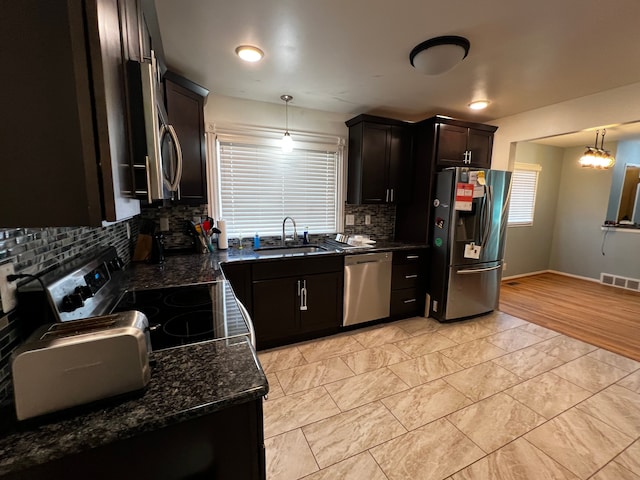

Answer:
[600,273,640,292]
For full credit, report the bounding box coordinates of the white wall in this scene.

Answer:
[203,94,350,138]
[490,82,640,171]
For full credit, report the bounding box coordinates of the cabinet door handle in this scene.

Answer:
[405,274,418,279]
[300,279,308,311]
[297,280,301,296]
[390,188,394,202]
[406,255,419,260]
[385,189,390,202]
[403,298,417,304]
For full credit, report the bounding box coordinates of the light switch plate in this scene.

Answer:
[0,263,17,313]
[365,215,371,225]
[345,214,355,226]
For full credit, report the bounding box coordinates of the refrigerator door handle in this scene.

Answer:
[481,185,493,247]
[457,265,501,274]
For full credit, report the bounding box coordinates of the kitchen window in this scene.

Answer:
[208,126,345,237]
[508,162,542,226]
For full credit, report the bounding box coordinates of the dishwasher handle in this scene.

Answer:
[344,252,392,266]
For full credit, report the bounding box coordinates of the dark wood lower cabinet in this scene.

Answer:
[9,399,265,480]
[252,271,343,350]
[390,249,428,318]
[250,256,344,350]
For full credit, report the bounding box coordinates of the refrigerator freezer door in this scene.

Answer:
[448,169,511,265]
[442,261,502,320]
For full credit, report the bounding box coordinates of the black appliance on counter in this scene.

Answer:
[16,247,253,351]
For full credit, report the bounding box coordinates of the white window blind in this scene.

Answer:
[217,140,340,237]
[508,163,542,226]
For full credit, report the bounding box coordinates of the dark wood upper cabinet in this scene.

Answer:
[434,118,496,170]
[346,115,412,204]
[395,116,497,243]
[163,72,209,205]
[0,0,167,227]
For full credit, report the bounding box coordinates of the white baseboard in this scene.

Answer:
[501,270,549,281]
[547,270,600,283]
[502,269,599,283]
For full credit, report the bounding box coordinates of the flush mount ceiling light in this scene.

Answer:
[280,94,293,153]
[409,35,470,75]
[235,45,264,62]
[469,100,490,110]
[579,129,616,169]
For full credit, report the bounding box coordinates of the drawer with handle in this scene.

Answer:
[391,263,423,290]
[390,288,422,317]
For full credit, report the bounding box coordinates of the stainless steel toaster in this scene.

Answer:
[11,310,151,420]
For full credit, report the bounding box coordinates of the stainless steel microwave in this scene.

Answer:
[127,50,183,202]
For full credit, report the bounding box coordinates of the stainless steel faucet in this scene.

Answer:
[282,216,298,245]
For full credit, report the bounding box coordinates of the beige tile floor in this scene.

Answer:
[258,312,640,480]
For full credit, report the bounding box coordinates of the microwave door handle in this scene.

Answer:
[166,124,183,192]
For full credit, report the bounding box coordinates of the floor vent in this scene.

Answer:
[506,281,521,286]
[600,273,640,292]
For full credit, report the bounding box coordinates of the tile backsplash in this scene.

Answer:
[343,203,396,240]
[140,204,208,250]
[0,219,137,406]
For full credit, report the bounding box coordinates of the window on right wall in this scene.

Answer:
[508,162,542,226]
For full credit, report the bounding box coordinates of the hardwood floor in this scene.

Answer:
[499,272,640,362]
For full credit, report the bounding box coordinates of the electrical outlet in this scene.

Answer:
[503,262,507,271]
[365,215,371,225]
[0,263,17,312]
[345,214,355,226]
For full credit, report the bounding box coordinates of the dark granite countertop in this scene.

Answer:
[0,337,268,476]
[123,240,429,291]
[0,239,425,476]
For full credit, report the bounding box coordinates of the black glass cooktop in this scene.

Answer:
[113,281,250,351]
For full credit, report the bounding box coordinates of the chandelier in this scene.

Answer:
[578,129,615,169]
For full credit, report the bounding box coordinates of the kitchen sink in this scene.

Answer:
[254,244,328,255]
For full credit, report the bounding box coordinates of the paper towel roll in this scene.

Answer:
[217,219,228,250]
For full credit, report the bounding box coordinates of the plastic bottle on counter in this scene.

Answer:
[253,233,260,249]
[303,226,309,244]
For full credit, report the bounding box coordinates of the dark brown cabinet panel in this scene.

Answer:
[435,121,496,170]
[395,116,497,243]
[346,115,411,204]
[251,256,343,349]
[164,72,209,204]
[221,261,253,313]
[253,277,298,344]
[0,0,143,227]
[390,249,428,318]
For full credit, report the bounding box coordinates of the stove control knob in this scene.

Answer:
[61,293,84,312]
[74,285,93,300]
[107,257,124,272]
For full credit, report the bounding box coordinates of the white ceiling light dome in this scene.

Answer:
[235,45,264,62]
[469,100,490,110]
[410,36,470,75]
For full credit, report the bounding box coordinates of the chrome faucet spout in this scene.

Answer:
[282,216,298,245]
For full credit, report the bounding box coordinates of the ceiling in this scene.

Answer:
[153,0,640,123]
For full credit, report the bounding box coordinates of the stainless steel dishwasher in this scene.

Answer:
[343,252,393,326]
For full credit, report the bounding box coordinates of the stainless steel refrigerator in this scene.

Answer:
[429,167,512,322]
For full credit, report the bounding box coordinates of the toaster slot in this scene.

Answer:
[41,316,118,339]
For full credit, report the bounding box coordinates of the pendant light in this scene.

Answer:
[579,129,616,169]
[280,95,293,153]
